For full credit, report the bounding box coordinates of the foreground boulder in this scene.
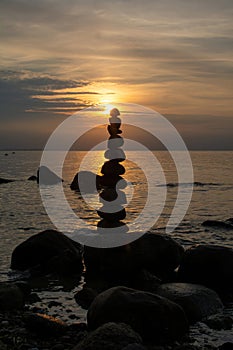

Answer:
[156,283,223,323]
[87,286,189,342]
[11,230,83,276]
[70,171,101,192]
[0,283,25,310]
[73,322,142,350]
[84,233,184,280]
[178,245,233,296]
[37,166,63,185]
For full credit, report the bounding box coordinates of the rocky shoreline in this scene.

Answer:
[0,230,233,350]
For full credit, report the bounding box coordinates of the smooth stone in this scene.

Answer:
[74,287,98,309]
[87,286,189,342]
[28,175,37,181]
[0,177,15,184]
[107,124,122,136]
[84,233,184,280]
[73,322,142,350]
[178,244,233,295]
[97,220,128,232]
[104,148,126,162]
[107,136,124,148]
[101,161,125,176]
[24,313,67,336]
[99,189,127,205]
[37,166,63,185]
[109,116,121,125]
[100,175,127,188]
[97,206,126,221]
[11,229,83,276]
[156,283,223,323]
[70,171,101,192]
[110,108,120,117]
[0,283,24,310]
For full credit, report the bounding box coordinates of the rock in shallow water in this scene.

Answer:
[156,283,223,323]
[178,245,233,296]
[11,229,83,276]
[72,322,142,350]
[87,286,189,342]
[0,283,25,310]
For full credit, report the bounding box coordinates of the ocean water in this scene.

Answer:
[0,150,233,346]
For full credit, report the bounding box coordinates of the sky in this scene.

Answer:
[0,0,233,150]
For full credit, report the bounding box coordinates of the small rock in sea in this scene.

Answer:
[178,245,233,297]
[72,322,142,350]
[202,220,233,230]
[203,314,233,330]
[48,300,62,308]
[156,283,223,323]
[74,287,98,309]
[28,175,37,181]
[0,177,15,184]
[0,283,25,310]
[24,313,67,337]
[37,165,63,185]
[87,286,189,342]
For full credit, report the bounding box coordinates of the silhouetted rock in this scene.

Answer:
[104,148,126,162]
[84,233,184,280]
[0,177,15,184]
[11,229,83,276]
[24,313,67,337]
[37,166,63,185]
[202,220,233,230]
[0,283,25,310]
[97,206,126,221]
[157,283,223,323]
[74,287,98,309]
[70,171,101,192]
[73,322,142,350]
[87,286,188,342]
[101,160,125,176]
[178,245,233,296]
[28,175,37,181]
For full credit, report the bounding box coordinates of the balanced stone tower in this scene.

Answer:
[97,108,127,228]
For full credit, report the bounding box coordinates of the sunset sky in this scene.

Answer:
[0,0,232,149]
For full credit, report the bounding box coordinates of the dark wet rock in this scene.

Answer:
[70,171,101,192]
[28,175,37,181]
[219,343,233,350]
[156,283,223,323]
[11,229,83,276]
[97,206,126,221]
[101,160,125,176]
[107,124,122,136]
[107,136,124,148]
[99,175,127,188]
[202,220,233,230]
[37,166,63,185]
[203,313,233,330]
[226,218,233,224]
[84,233,184,280]
[72,322,142,350]
[74,287,98,309]
[0,177,15,184]
[0,283,25,310]
[178,245,233,295]
[129,269,161,293]
[104,148,126,162]
[87,286,188,342]
[24,313,67,337]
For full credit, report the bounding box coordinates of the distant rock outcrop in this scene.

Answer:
[37,166,63,185]
[0,177,15,184]
[202,220,233,230]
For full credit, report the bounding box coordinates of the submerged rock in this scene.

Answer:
[156,283,223,323]
[72,322,142,350]
[87,286,189,342]
[37,166,63,185]
[11,229,83,276]
[84,233,184,280]
[202,220,233,230]
[178,245,233,296]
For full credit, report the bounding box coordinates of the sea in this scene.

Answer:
[0,150,233,346]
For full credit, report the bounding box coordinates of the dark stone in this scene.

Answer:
[0,177,14,184]
[74,287,98,309]
[202,220,233,230]
[99,175,127,188]
[104,148,126,162]
[27,175,37,181]
[11,229,83,276]
[70,171,101,192]
[37,166,63,185]
[110,108,120,117]
[87,286,188,342]
[203,313,233,330]
[97,220,128,230]
[107,136,124,149]
[178,245,233,295]
[97,206,126,221]
[0,283,24,310]
[24,313,67,337]
[72,322,142,350]
[84,233,184,280]
[219,343,233,350]
[156,283,223,323]
[107,125,122,136]
[101,161,125,176]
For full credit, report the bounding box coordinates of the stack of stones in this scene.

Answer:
[97,108,127,228]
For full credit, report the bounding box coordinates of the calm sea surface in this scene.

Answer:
[0,150,233,345]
